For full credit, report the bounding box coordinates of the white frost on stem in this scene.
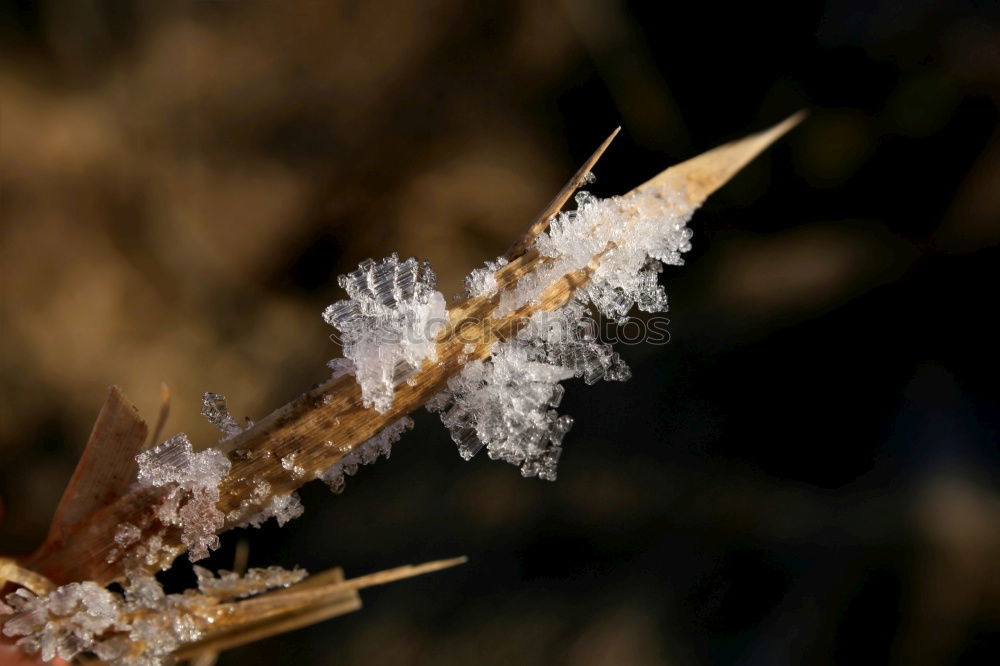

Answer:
[436,186,694,479]
[135,434,231,562]
[319,417,413,494]
[322,253,447,413]
[1,565,305,664]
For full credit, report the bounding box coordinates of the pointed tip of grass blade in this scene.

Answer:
[347,555,469,591]
[634,111,806,205]
[148,382,171,450]
[506,126,622,259]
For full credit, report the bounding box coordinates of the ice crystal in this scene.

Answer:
[193,565,306,600]
[430,342,574,480]
[327,357,356,379]
[1,565,306,665]
[238,491,304,528]
[200,392,244,441]
[464,257,509,298]
[227,479,303,528]
[1,583,122,662]
[515,301,631,384]
[135,434,231,561]
[322,253,447,413]
[114,523,142,551]
[497,189,691,319]
[319,417,412,494]
[439,188,690,479]
[280,453,307,479]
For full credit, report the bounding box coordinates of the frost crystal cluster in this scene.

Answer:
[319,417,413,494]
[436,187,693,479]
[239,491,305,528]
[1,582,122,663]
[497,189,691,319]
[464,256,509,298]
[429,343,574,480]
[1,566,305,665]
[192,565,307,600]
[430,303,629,480]
[135,434,231,561]
[225,478,304,529]
[200,392,247,441]
[323,253,447,412]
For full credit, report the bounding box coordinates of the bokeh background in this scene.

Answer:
[1,1,998,664]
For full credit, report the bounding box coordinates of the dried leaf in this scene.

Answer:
[44,387,148,547]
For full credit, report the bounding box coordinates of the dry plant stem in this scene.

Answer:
[203,556,469,622]
[147,382,171,450]
[23,114,803,586]
[172,557,466,660]
[0,560,54,596]
[171,567,361,661]
[504,126,621,260]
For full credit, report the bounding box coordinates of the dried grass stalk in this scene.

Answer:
[22,113,803,587]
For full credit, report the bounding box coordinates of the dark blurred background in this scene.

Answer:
[1,1,998,664]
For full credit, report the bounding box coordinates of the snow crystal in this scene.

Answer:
[114,523,142,549]
[280,453,307,479]
[440,187,689,479]
[323,253,447,413]
[496,189,691,320]
[515,301,631,385]
[237,491,304,528]
[200,392,244,441]
[319,417,412,494]
[2,564,307,665]
[193,565,306,600]
[1,582,122,663]
[464,257,509,298]
[430,342,574,480]
[136,434,231,562]
[131,533,182,570]
[327,357,356,379]
[119,571,201,663]
[424,390,451,413]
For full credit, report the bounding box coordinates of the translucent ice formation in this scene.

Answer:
[1,582,122,663]
[135,434,231,561]
[429,341,575,480]
[323,253,447,412]
[238,491,304,528]
[319,417,413,494]
[464,257,509,298]
[436,186,693,479]
[497,189,691,319]
[1,565,306,664]
[193,565,306,600]
[200,392,244,441]
[327,357,356,380]
[515,301,631,385]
